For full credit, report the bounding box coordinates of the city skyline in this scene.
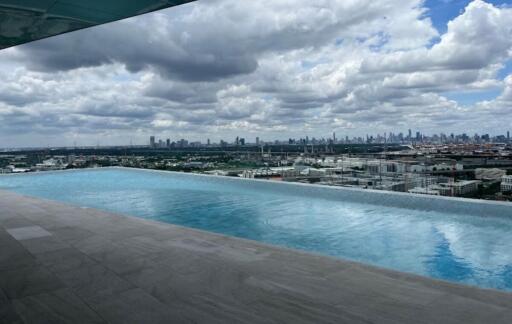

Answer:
[1,0,512,147]
[3,127,511,151]
[147,129,512,146]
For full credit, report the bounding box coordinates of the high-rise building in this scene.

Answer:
[507,131,510,141]
[256,137,260,145]
[408,129,412,140]
[150,136,155,148]
[166,139,170,148]
[207,138,211,146]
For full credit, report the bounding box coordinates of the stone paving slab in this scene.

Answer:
[1,189,512,324]
[6,226,52,241]
[12,288,105,324]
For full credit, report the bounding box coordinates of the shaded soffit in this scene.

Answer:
[0,0,195,49]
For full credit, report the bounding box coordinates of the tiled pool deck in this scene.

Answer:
[1,189,512,324]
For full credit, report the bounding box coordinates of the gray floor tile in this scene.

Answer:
[36,248,98,274]
[0,231,38,271]
[90,251,158,276]
[71,235,115,255]
[0,247,37,271]
[19,236,69,255]
[56,264,134,300]
[13,288,105,324]
[1,288,24,324]
[51,227,94,244]
[88,288,192,324]
[0,216,34,230]
[6,226,52,241]
[0,266,66,299]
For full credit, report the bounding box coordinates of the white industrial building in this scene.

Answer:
[502,175,512,193]
[409,180,481,197]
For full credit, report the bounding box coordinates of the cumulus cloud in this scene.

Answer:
[361,0,512,73]
[0,0,511,147]
[500,75,512,102]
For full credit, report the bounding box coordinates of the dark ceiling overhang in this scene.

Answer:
[0,0,195,49]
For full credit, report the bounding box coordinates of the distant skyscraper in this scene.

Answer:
[256,137,260,145]
[408,129,412,140]
[166,139,170,148]
[207,138,211,146]
[150,136,155,148]
[333,132,336,143]
[178,139,188,147]
[508,131,510,141]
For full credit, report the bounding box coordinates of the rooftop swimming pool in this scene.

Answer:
[1,168,512,291]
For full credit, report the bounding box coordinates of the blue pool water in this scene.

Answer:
[1,168,512,291]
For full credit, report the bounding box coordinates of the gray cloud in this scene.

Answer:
[15,0,433,80]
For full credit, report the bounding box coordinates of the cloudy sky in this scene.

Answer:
[1,0,511,147]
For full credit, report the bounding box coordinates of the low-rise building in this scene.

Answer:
[447,180,481,196]
[32,158,68,171]
[502,175,512,193]
[6,165,30,173]
[408,187,441,195]
[408,180,480,197]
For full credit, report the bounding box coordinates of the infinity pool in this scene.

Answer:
[1,168,512,291]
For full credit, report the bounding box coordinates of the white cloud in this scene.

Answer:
[500,75,512,102]
[0,0,511,147]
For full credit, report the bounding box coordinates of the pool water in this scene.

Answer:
[1,168,512,291]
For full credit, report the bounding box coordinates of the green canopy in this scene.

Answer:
[0,0,195,49]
